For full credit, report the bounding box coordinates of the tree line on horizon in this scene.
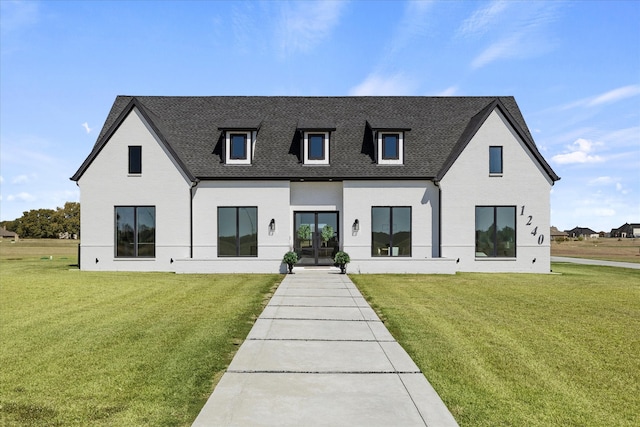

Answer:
[1,202,79,239]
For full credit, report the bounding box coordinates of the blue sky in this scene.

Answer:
[1,0,638,232]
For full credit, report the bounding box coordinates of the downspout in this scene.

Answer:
[190,179,200,258]
[434,179,441,258]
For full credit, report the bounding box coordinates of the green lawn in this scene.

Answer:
[0,242,281,426]
[351,264,640,427]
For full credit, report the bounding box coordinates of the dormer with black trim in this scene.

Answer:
[297,121,336,165]
[367,120,411,165]
[218,120,261,165]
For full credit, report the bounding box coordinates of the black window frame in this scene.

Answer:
[308,133,326,161]
[382,133,400,160]
[489,146,503,174]
[128,146,142,174]
[217,206,258,257]
[115,206,155,258]
[475,206,516,258]
[229,133,248,160]
[371,206,412,257]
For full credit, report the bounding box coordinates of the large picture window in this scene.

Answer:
[218,207,258,257]
[371,207,411,257]
[115,206,155,257]
[475,206,516,257]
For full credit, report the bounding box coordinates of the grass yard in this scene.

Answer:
[0,240,281,426]
[352,264,640,427]
[551,237,640,263]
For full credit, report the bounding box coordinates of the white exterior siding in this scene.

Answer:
[342,181,454,274]
[439,109,554,273]
[77,108,191,271]
[177,180,291,273]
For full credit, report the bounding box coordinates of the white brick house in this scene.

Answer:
[71,96,559,273]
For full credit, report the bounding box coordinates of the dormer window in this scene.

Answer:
[219,121,260,165]
[377,131,404,165]
[224,131,252,164]
[382,134,400,160]
[230,134,248,160]
[308,133,327,161]
[298,122,335,165]
[368,121,409,166]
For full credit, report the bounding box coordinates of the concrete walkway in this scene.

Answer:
[551,256,640,269]
[192,269,459,427]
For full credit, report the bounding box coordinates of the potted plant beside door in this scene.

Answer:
[282,251,298,274]
[334,251,350,274]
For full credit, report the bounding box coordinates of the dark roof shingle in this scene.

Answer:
[72,96,559,182]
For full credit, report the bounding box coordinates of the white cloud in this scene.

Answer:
[551,85,640,112]
[0,175,3,184]
[588,176,615,186]
[81,122,92,134]
[277,1,345,56]
[458,0,509,38]
[551,138,604,165]
[587,85,640,107]
[466,2,558,69]
[349,73,416,96]
[593,208,616,217]
[471,34,521,69]
[435,85,459,96]
[11,173,36,184]
[6,192,36,202]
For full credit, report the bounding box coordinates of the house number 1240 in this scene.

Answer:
[520,206,544,245]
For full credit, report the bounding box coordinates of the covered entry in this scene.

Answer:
[294,211,339,265]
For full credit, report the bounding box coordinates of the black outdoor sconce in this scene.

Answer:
[269,218,276,232]
[352,219,359,232]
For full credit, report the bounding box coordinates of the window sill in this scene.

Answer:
[128,173,142,177]
[474,257,516,261]
[489,173,503,177]
[114,257,155,261]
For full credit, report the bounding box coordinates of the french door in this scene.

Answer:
[294,211,339,265]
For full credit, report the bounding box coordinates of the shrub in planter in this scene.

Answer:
[282,251,298,273]
[334,251,350,274]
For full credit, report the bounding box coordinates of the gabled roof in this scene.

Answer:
[71,96,560,183]
[565,227,597,235]
[435,98,559,182]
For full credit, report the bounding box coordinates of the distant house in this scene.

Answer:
[0,226,19,241]
[550,226,568,240]
[610,223,640,238]
[71,96,560,274]
[565,227,597,239]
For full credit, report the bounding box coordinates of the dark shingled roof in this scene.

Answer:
[71,96,559,182]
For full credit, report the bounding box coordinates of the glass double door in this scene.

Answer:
[294,212,339,266]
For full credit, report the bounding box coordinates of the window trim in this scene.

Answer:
[303,131,330,165]
[114,206,156,258]
[371,206,412,257]
[489,146,503,175]
[475,205,516,258]
[377,132,404,165]
[225,131,253,165]
[217,206,258,257]
[128,146,142,175]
